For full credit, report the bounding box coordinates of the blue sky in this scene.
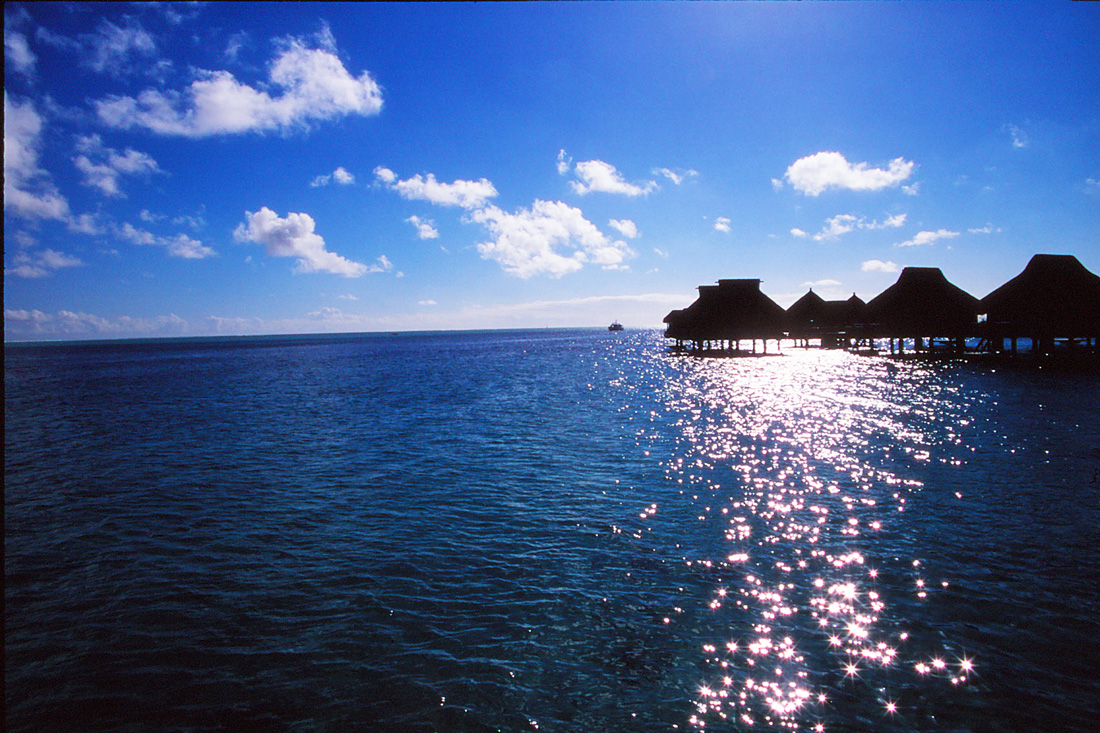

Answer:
[5,2,1099,341]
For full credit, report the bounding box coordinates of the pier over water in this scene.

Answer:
[664,254,1100,364]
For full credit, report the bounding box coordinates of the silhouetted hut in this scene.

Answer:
[664,279,787,353]
[787,290,867,348]
[822,293,868,348]
[864,267,980,353]
[980,254,1100,353]
[786,289,827,346]
[663,308,691,349]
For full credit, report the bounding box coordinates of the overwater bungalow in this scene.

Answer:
[663,279,787,354]
[786,289,867,348]
[979,254,1100,354]
[863,267,980,354]
[666,255,1097,363]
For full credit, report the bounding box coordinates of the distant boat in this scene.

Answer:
[608,321,624,331]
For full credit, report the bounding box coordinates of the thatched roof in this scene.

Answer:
[865,267,980,336]
[788,290,867,336]
[786,289,827,335]
[665,279,787,343]
[981,254,1100,336]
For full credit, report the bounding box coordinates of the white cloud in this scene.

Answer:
[791,228,808,238]
[1085,178,1100,195]
[13,231,37,248]
[467,199,634,278]
[118,222,157,246]
[162,233,216,260]
[336,293,358,301]
[377,168,498,209]
[418,300,438,306]
[714,217,731,233]
[225,31,250,62]
[968,223,1001,234]
[801,278,842,288]
[373,165,396,184]
[902,183,920,196]
[653,167,698,185]
[896,229,959,248]
[814,214,860,241]
[172,213,206,230]
[310,166,355,187]
[72,134,161,197]
[609,218,639,239]
[365,254,395,274]
[812,212,907,240]
[4,308,189,338]
[5,30,36,75]
[68,213,107,236]
[782,151,915,196]
[95,37,383,137]
[1005,123,1029,149]
[570,158,657,196]
[84,19,156,75]
[653,247,669,258]
[556,149,572,175]
[332,166,354,185]
[406,215,439,239]
[116,222,215,259]
[234,207,367,276]
[6,249,84,278]
[862,259,899,273]
[4,93,70,220]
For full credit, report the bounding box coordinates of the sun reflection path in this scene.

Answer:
[647,351,978,730]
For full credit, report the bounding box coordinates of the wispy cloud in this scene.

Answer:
[5,249,84,278]
[896,229,959,248]
[83,18,156,75]
[653,167,697,185]
[73,134,161,197]
[5,308,188,337]
[812,212,907,240]
[968,223,1001,234]
[781,151,915,196]
[233,207,367,276]
[1005,123,1029,149]
[4,30,36,75]
[116,222,216,259]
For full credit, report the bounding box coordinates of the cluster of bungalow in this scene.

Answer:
[663,254,1100,357]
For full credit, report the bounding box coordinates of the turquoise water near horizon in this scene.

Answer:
[6,329,1099,731]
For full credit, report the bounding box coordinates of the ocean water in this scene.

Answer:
[5,329,1099,732]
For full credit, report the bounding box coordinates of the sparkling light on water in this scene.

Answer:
[646,350,979,730]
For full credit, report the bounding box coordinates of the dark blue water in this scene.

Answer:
[5,330,1099,732]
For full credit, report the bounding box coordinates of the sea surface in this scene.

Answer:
[5,329,1100,732]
